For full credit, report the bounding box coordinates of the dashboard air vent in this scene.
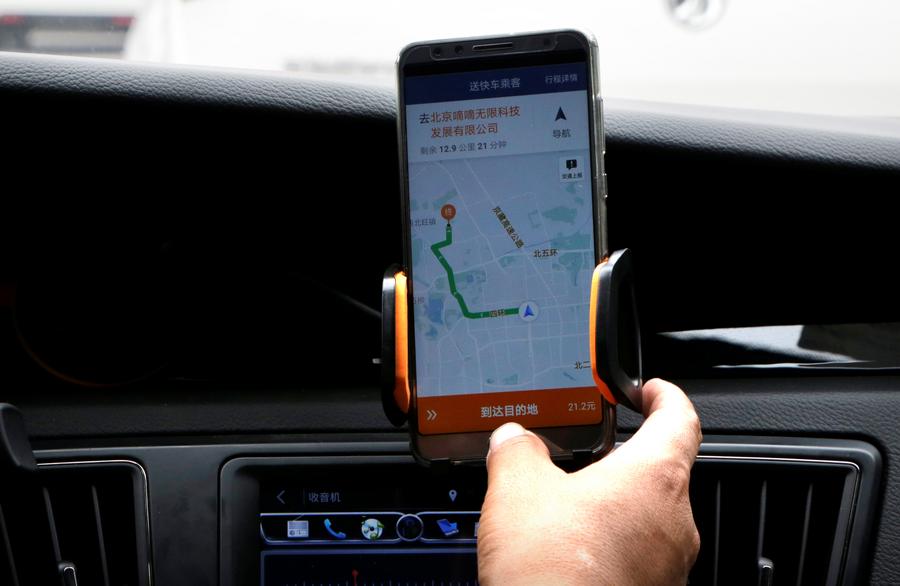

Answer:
[687,444,878,586]
[0,460,151,586]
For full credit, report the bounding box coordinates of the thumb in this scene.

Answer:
[486,423,559,488]
[598,378,701,476]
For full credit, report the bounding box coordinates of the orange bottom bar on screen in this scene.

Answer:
[417,386,603,435]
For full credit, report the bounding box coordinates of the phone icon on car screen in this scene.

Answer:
[324,518,347,539]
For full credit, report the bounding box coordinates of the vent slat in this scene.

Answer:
[714,479,721,586]
[41,486,62,563]
[826,471,863,584]
[92,484,111,586]
[0,502,21,586]
[761,474,808,583]
[49,479,107,585]
[687,465,719,584]
[796,483,813,586]
[757,480,767,562]
[718,474,760,584]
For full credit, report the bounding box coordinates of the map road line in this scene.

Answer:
[430,222,520,320]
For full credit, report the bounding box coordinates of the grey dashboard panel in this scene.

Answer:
[605,99,900,171]
[1,52,898,169]
[0,52,396,121]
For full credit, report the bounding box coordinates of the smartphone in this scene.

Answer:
[397,30,614,464]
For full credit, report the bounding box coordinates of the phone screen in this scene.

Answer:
[404,58,602,435]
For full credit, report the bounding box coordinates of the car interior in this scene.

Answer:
[1,47,899,585]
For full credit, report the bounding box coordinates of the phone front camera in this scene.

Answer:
[454,45,463,55]
[432,47,442,57]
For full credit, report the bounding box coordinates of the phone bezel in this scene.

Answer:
[396,29,613,464]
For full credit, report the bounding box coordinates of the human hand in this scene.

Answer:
[477,378,702,586]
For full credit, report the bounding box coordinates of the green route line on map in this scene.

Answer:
[431,222,520,319]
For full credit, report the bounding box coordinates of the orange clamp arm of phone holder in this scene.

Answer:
[381,265,411,426]
[590,248,644,413]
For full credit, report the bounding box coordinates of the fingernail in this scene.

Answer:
[489,422,527,451]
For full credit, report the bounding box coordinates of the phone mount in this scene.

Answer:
[380,248,643,437]
[381,263,412,427]
[588,249,643,413]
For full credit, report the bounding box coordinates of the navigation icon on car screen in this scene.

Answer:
[519,301,539,323]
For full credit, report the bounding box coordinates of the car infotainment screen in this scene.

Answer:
[259,465,486,585]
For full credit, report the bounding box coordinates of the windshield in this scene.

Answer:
[1,0,899,117]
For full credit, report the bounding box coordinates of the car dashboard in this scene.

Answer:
[1,51,900,586]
